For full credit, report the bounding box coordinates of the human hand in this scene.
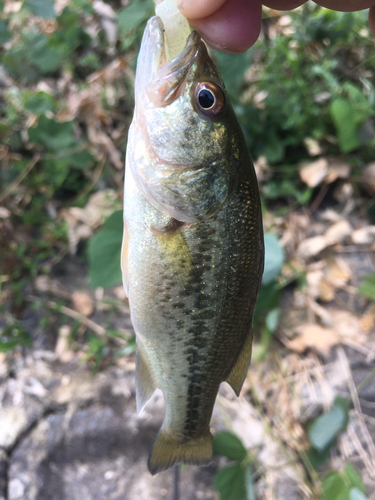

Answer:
[177,0,375,53]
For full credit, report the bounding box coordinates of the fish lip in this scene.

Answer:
[136,16,203,105]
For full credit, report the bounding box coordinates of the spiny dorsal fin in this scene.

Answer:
[225,331,253,396]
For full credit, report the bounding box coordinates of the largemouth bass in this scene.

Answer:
[122,16,264,475]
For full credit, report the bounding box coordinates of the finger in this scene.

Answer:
[189,0,262,53]
[177,0,227,20]
[370,5,375,35]
[314,0,375,12]
[262,0,306,9]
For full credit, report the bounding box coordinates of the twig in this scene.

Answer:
[26,294,106,336]
[0,154,40,203]
[173,465,179,500]
[70,155,106,205]
[337,348,375,468]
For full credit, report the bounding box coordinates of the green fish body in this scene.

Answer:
[122,17,264,475]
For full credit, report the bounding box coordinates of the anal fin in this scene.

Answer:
[136,341,158,415]
[225,331,253,396]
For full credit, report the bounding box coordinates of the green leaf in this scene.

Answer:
[308,399,349,451]
[244,463,257,500]
[215,464,248,500]
[24,91,56,114]
[28,32,65,73]
[358,272,375,300]
[213,431,247,462]
[28,115,77,151]
[265,308,279,332]
[0,19,11,44]
[306,445,333,469]
[330,98,360,153]
[61,150,96,169]
[322,472,350,500]
[88,210,123,289]
[345,464,364,492]
[214,51,251,98]
[350,488,368,500]
[118,0,154,48]
[23,0,55,18]
[262,233,285,285]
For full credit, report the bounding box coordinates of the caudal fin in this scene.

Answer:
[148,430,213,475]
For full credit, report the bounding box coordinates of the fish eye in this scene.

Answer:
[194,82,225,118]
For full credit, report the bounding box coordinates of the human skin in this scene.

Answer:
[177,0,375,53]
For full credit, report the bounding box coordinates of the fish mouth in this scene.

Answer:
[135,16,203,107]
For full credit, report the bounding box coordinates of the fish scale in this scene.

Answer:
[123,16,264,474]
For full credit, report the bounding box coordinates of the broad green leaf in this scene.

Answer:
[88,210,123,289]
[23,0,55,18]
[358,272,375,300]
[42,158,70,188]
[262,233,285,285]
[24,91,56,114]
[308,400,349,451]
[213,431,247,462]
[215,464,247,500]
[330,98,360,153]
[306,444,333,469]
[28,115,77,151]
[0,19,11,44]
[61,150,96,169]
[265,308,279,332]
[244,463,257,500]
[350,488,368,500]
[214,51,251,98]
[28,33,65,73]
[118,0,153,36]
[322,472,349,500]
[345,464,364,492]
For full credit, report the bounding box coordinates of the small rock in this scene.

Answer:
[0,408,28,449]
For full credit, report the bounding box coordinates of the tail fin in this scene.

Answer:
[148,430,213,475]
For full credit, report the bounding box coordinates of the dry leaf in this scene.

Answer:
[325,257,352,285]
[55,325,72,360]
[319,278,335,302]
[360,313,374,332]
[288,324,340,354]
[0,207,11,218]
[324,220,351,245]
[297,235,327,258]
[71,291,94,317]
[299,158,328,187]
[352,226,375,244]
[325,159,350,184]
[360,162,375,195]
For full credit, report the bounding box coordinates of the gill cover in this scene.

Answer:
[128,16,239,223]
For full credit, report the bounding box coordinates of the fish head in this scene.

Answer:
[129,16,246,223]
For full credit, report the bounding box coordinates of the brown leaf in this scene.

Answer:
[71,291,94,317]
[299,158,328,188]
[319,278,335,302]
[360,162,375,195]
[325,257,352,285]
[352,226,375,244]
[324,220,351,245]
[297,235,327,258]
[288,324,340,354]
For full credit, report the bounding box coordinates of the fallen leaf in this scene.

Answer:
[325,159,350,184]
[360,313,374,332]
[360,162,375,195]
[0,207,11,218]
[71,291,94,317]
[352,226,375,244]
[288,324,340,354]
[300,158,328,188]
[325,257,352,285]
[297,235,327,258]
[324,220,352,245]
[319,278,335,302]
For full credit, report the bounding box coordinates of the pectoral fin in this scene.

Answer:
[121,220,129,297]
[225,331,253,396]
[136,341,158,415]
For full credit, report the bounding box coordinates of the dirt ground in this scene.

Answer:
[1,248,375,500]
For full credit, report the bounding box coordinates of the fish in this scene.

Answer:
[122,15,264,475]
